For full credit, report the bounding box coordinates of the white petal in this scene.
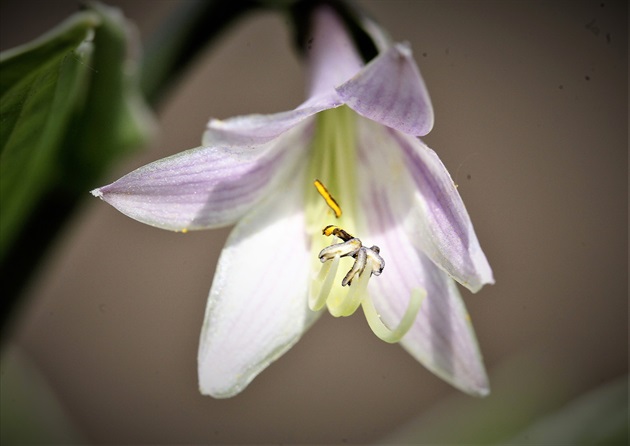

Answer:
[338,43,434,136]
[198,175,318,398]
[93,121,311,231]
[201,4,369,150]
[359,184,489,396]
[305,5,364,98]
[356,117,493,292]
[202,94,340,148]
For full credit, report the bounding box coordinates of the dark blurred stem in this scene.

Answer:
[140,0,260,106]
[0,189,81,336]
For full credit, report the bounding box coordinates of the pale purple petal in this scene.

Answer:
[201,5,366,149]
[356,117,493,292]
[360,182,489,396]
[92,121,312,231]
[203,93,341,148]
[338,43,434,136]
[305,5,364,98]
[198,176,318,398]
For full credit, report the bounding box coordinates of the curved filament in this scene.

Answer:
[309,254,340,311]
[328,264,372,317]
[361,288,426,343]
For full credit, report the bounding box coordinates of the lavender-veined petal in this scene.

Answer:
[198,174,318,398]
[359,183,490,396]
[393,130,494,292]
[92,121,312,231]
[337,43,433,136]
[203,93,341,148]
[356,117,493,292]
[200,4,368,150]
[305,5,364,98]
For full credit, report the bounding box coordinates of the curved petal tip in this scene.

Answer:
[337,42,434,136]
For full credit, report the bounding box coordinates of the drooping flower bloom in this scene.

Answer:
[92,6,494,398]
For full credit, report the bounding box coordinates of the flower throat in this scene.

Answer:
[305,106,423,343]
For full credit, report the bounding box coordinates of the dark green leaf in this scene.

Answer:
[0,12,99,258]
[59,1,155,190]
[0,2,154,330]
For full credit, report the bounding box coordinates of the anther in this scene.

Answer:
[319,238,362,262]
[365,246,385,276]
[342,247,367,286]
[322,224,354,242]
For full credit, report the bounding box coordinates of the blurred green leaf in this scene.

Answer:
[505,375,628,445]
[0,13,100,97]
[0,2,154,327]
[378,353,628,446]
[0,12,100,259]
[60,1,154,190]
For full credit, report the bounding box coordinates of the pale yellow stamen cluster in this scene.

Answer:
[317,227,384,286]
[309,184,423,343]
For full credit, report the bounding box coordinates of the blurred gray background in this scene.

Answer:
[1,0,627,444]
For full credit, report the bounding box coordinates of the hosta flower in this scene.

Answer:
[92,6,494,398]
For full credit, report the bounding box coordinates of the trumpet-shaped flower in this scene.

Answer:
[92,6,494,398]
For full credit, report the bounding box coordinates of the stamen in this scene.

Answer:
[328,263,372,317]
[322,225,354,241]
[365,246,385,276]
[319,238,362,262]
[361,288,426,343]
[342,247,367,286]
[309,254,340,311]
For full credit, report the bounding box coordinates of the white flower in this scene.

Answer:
[92,5,494,398]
